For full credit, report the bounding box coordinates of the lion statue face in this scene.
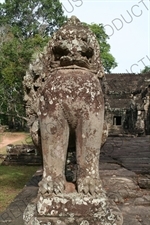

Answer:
[52,20,94,69]
[48,16,104,77]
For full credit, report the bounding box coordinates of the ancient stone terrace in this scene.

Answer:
[1,136,150,225]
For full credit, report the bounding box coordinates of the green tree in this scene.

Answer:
[0,0,66,129]
[0,33,49,128]
[0,0,66,38]
[88,23,117,73]
[141,66,150,73]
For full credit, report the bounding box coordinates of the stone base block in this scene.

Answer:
[23,190,123,225]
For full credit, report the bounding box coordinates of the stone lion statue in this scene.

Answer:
[23,16,107,196]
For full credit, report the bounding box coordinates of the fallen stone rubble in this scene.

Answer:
[2,144,42,166]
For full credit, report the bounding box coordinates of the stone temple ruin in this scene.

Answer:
[23,16,123,224]
[105,72,150,136]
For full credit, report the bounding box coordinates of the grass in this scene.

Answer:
[0,132,36,213]
[0,165,39,213]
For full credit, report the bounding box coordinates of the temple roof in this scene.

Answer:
[105,72,150,109]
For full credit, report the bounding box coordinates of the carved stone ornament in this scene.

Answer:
[23,16,123,225]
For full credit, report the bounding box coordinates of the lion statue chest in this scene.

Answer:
[40,68,103,129]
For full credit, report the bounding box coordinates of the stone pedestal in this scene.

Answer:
[23,184,123,225]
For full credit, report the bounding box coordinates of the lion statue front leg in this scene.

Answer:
[75,103,104,195]
[38,109,70,195]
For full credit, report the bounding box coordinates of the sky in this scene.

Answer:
[0,0,149,73]
[60,0,150,73]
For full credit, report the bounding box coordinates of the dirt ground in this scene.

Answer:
[0,132,28,153]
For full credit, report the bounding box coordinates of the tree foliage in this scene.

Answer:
[0,1,117,129]
[0,0,66,129]
[141,66,150,73]
[88,23,117,73]
[0,32,50,128]
[0,0,66,38]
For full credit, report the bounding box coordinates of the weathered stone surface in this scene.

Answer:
[38,67,104,196]
[23,15,109,197]
[23,15,122,225]
[23,15,106,153]
[101,136,150,174]
[24,16,107,196]
[138,176,150,189]
[105,72,150,136]
[24,189,123,225]
[1,158,150,224]
[1,144,41,166]
[1,136,150,224]
[134,196,150,206]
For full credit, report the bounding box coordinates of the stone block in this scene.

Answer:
[24,187,123,225]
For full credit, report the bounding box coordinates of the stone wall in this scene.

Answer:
[105,72,150,136]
